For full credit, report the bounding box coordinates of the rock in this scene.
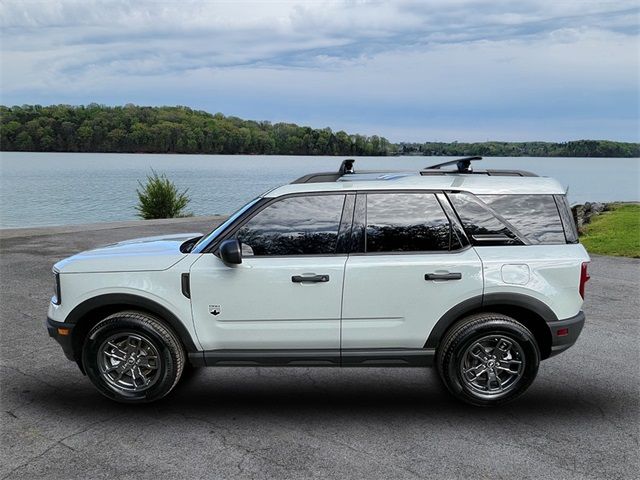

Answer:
[572,204,587,229]
[571,202,610,232]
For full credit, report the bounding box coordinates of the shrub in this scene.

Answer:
[135,170,191,219]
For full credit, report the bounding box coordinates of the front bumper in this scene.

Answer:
[46,317,76,361]
[547,311,585,357]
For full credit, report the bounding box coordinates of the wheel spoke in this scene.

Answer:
[138,356,158,369]
[469,345,487,361]
[130,367,139,387]
[501,358,522,365]
[127,336,141,352]
[107,342,127,356]
[104,350,126,361]
[487,370,503,391]
[495,365,517,374]
[136,367,149,386]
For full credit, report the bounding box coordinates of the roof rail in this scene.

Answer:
[291,158,539,184]
[420,169,538,177]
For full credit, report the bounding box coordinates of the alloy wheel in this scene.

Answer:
[459,334,525,396]
[97,332,161,393]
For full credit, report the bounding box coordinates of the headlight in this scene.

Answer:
[52,272,61,305]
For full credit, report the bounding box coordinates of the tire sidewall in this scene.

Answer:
[83,316,179,403]
[443,319,540,406]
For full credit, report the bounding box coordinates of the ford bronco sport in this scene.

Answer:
[47,157,589,406]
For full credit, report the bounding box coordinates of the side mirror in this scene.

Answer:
[218,238,242,265]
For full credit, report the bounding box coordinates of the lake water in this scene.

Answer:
[1,152,638,229]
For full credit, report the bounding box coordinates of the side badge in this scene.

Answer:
[209,304,221,316]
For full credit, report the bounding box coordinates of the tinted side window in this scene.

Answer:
[478,194,565,244]
[554,194,579,243]
[366,193,451,252]
[236,195,345,256]
[448,193,521,245]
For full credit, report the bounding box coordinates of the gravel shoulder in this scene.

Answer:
[1,218,639,480]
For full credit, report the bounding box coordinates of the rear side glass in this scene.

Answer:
[365,193,451,252]
[447,193,521,246]
[478,194,566,244]
[554,194,579,243]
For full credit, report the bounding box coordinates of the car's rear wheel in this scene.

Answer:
[82,311,185,403]
[437,313,540,406]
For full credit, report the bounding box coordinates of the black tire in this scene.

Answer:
[82,311,186,404]
[437,312,540,407]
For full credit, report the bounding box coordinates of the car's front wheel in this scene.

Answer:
[437,313,540,406]
[82,311,185,403]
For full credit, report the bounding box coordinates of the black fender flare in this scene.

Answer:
[424,293,557,349]
[65,293,199,353]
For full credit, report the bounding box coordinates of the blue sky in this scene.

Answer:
[1,0,638,142]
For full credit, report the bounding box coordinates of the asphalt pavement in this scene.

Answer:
[1,218,638,480]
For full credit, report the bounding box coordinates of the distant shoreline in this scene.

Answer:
[2,104,639,158]
[2,151,639,159]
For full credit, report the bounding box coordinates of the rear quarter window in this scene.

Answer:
[477,194,566,244]
[447,192,522,246]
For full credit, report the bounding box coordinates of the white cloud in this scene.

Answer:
[1,0,638,141]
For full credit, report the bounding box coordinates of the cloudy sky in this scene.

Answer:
[1,0,638,142]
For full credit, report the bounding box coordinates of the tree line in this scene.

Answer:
[397,140,640,158]
[0,104,391,156]
[1,104,638,157]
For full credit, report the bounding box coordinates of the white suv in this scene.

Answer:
[47,158,590,406]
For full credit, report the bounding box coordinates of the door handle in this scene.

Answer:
[292,274,330,283]
[424,272,462,281]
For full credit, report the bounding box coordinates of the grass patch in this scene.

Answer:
[580,203,640,258]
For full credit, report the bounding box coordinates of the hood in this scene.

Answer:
[54,233,202,273]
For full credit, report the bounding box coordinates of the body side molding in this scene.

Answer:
[189,348,435,367]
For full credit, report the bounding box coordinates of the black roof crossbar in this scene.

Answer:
[421,156,537,177]
[426,156,482,173]
[339,159,356,175]
[292,158,361,184]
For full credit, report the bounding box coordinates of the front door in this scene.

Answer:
[190,193,350,353]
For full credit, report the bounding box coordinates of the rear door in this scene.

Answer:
[341,192,483,350]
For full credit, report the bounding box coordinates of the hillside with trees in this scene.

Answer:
[0,104,391,156]
[397,140,640,158]
[1,104,638,157]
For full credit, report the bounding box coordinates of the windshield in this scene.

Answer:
[191,198,261,253]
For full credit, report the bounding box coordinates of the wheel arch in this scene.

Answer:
[65,293,199,372]
[425,293,555,360]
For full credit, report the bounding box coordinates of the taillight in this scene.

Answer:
[579,262,590,299]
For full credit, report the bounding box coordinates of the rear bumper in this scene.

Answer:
[46,317,76,361]
[547,311,585,357]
